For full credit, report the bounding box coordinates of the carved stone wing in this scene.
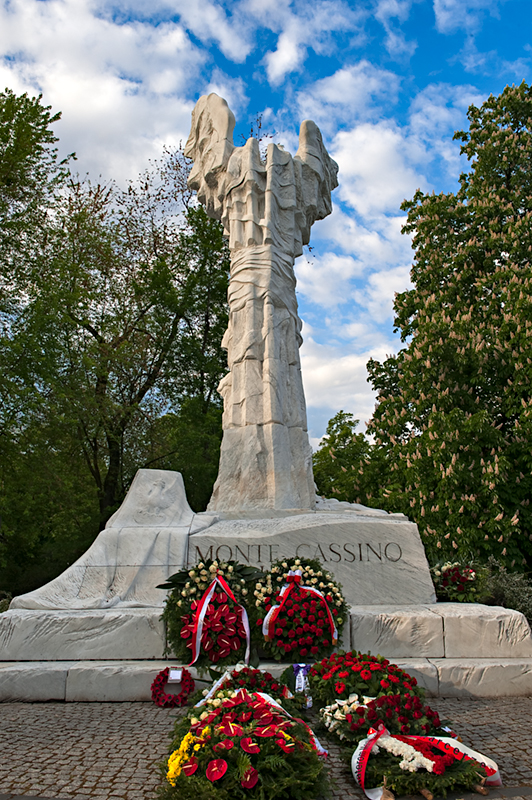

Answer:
[185,93,236,220]
[294,120,339,245]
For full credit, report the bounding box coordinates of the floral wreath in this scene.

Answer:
[151,667,195,708]
[252,558,348,662]
[158,559,264,671]
[165,688,328,798]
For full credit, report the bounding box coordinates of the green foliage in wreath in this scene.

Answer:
[158,559,264,672]
[158,689,328,800]
[365,747,487,798]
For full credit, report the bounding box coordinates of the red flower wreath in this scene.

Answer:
[151,667,195,708]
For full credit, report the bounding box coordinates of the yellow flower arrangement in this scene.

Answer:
[166,727,210,785]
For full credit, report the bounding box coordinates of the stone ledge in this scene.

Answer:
[0,608,166,661]
[2,657,532,701]
[349,603,532,659]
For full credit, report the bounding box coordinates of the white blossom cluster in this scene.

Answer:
[432,562,476,580]
[373,735,435,773]
[176,560,239,608]
[253,560,345,616]
[189,689,239,725]
[319,695,375,740]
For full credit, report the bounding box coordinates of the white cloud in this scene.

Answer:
[374,0,418,58]
[295,251,365,308]
[356,263,412,323]
[333,122,426,218]
[205,70,249,117]
[103,0,254,62]
[296,61,400,134]
[433,0,503,34]
[0,0,202,182]
[301,335,396,435]
[263,2,364,85]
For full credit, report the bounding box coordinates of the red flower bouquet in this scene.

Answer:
[252,558,348,662]
[309,651,426,706]
[158,559,263,672]
[162,689,328,800]
[354,727,500,797]
[320,691,444,745]
[202,665,306,715]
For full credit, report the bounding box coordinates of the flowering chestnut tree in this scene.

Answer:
[358,81,532,568]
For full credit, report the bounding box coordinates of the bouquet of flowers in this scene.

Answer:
[431,562,484,602]
[252,558,348,662]
[353,726,501,798]
[309,651,426,706]
[158,559,264,671]
[320,692,444,745]
[202,665,306,715]
[159,688,328,800]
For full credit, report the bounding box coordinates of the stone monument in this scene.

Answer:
[1,95,532,702]
[185,93,338,512]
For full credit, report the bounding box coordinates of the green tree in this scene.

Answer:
[360,81,532,568]
[0,95,230,594]
[312,411,371,502]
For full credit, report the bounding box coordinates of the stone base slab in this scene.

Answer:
[2,603,530,663]
[0,608,165,661]
[2,657,532,701]
[350,603,532,659]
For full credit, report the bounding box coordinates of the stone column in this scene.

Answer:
[185,94,338,512]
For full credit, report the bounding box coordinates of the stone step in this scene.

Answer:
[2,603,531,662]
[2,656,532,701]
[349,603,532,659]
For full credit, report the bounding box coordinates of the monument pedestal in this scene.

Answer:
[2,470,532,700]
[2,600,532,700]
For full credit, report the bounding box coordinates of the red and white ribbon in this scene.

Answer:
[351,726,502,800]
[262,569,338,644]
[189,573,250,665]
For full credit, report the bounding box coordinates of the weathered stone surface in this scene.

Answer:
[432,658,532,697]
[438,603,532,658]
[0,609,165,661]
[392,658,440,696]
[9,469,192,611]
[105,468,194,529]
[186,94,338,512]
[0,661,74,701]
[350,605,444,658]
[65,660,172,702]
[188,511,436,606]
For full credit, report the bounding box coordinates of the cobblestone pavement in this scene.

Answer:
[1,697,531,800]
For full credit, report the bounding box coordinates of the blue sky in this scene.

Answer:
[1,0,529,445]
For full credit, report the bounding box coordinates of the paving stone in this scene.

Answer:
[0,698,531,800]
